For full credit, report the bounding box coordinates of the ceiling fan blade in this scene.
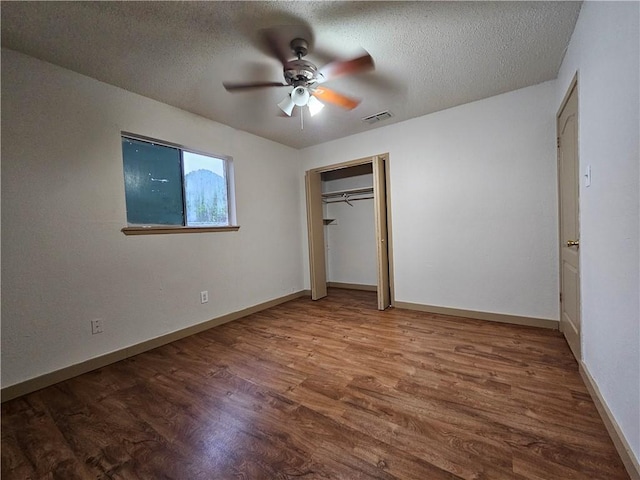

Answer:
[261,28,290,66]
[317,53,375,83]
[223,81,289,91]
[312,87,361,110]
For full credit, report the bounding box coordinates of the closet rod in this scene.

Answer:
[324,196,374,205]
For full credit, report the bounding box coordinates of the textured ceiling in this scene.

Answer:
[1,1,581,149]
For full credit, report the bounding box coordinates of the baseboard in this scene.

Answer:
[579,362,640,480]
[394,301,558,330]
[1,290,308,403]
[327,282,377,292]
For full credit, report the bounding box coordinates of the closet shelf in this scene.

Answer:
[321,186,373,198]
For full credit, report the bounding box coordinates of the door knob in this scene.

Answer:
[567,240,580,248]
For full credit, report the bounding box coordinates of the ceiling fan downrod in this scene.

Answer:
[290,38,308,59]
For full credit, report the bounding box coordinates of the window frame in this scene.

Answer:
[120,132,239,235]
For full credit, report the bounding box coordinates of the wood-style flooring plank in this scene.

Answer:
[1,289,630,479]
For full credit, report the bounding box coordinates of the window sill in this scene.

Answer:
[122,226,240,236]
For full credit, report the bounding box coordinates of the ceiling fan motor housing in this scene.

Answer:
[283,59,317,87]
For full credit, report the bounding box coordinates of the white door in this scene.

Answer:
[558,82,581,359]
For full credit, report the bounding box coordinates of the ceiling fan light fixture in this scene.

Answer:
[291,86,310,107]
[278,95,295,116]
[307,95,325,117]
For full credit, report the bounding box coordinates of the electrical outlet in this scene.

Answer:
[91,319,103,335]
[200,291,209,304]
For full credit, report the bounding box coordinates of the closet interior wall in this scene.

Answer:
[321,164,377,290]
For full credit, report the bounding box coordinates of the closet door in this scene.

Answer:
[305,170,327,300]
[373,156,391,310]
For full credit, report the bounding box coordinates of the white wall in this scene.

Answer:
[323,174,377,286]
[300,81,559,321]
[556,1,640,462]
[1,49,303,388]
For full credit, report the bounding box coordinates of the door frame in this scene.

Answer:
[556,73,581,359]
[305,153,395,308]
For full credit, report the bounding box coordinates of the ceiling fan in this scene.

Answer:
[223,28,374,119]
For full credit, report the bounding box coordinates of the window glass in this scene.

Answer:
[183,152,228,227]
[122,138,184,225]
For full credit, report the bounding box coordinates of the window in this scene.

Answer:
[121,134,236,233]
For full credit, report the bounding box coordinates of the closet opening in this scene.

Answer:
[305,154,392,310]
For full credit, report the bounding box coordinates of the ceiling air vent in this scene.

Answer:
[362,110,393,125]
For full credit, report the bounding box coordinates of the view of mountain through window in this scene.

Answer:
[183,152,228,226]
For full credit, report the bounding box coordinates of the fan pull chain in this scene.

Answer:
[300,109,304,130]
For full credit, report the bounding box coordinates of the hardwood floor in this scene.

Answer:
[2,289,629,479]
